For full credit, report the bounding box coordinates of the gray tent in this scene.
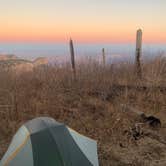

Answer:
[0,117,99,166]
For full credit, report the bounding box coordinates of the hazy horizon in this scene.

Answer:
[0,42,165,64]
[0,42,165,56]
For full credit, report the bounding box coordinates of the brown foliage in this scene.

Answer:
[0,56,166,165]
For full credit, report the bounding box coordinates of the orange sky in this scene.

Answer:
[0,0,166,43]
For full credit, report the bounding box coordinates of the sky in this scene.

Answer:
[0,0,166,43]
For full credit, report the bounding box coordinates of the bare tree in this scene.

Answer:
[102,48,106,67]
[69,38,76,80]
[135,29,142,78]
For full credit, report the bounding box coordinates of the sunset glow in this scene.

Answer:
[0,0,166,43]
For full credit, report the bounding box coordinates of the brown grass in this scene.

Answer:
[0,56,166,166]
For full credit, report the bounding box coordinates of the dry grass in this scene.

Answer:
[0,56,166,165]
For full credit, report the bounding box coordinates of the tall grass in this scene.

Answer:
[0,56,165,165]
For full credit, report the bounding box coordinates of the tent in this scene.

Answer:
[0,117,99,166]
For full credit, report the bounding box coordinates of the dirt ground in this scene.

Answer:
[0,89,165,166]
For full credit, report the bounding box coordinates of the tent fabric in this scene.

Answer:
[68,128,98,166]
[24,117,62,134]
[5,138,33,166]
[1,126,32,166]
[0,117,99,166]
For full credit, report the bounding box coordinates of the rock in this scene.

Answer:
[141,114,161,128]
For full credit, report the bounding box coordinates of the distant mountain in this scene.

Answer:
[33,57,48,67]
[0,54,18,61]
[0,54,48,73]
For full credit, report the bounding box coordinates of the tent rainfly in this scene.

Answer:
[0,117,99,166]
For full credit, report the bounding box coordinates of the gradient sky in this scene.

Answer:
[0,0,166,43]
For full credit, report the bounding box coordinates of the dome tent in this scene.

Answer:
[1,117,99,166]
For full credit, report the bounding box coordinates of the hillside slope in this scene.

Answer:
[0,54,48,73]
